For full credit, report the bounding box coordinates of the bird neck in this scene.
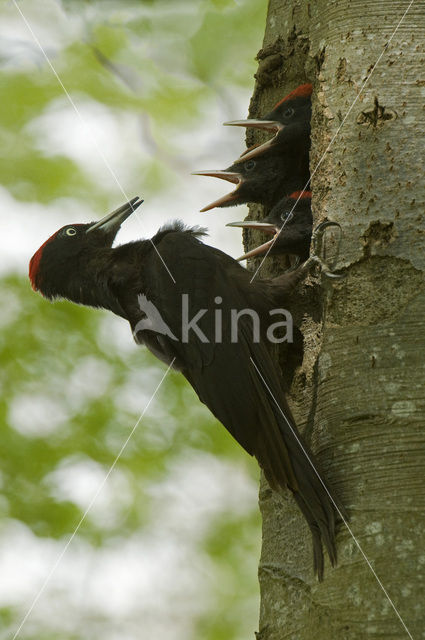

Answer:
[57,247,128,318]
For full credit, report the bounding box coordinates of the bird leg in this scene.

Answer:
[270,256,318,295]
[269,221,345,299]
[310,221,345,279]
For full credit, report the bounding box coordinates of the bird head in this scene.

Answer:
[29,197,143,301]
[227,191,312,261]
[193,151,294,212]
[224,83,312,161]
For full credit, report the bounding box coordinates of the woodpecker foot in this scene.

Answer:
[312,220,342,257]
[304,254,346,280]
[310,221,345,279]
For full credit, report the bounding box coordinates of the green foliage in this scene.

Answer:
[0,0,266,205]
[189,2,266,85]
[0,1,267,638]
[2,274,254,536]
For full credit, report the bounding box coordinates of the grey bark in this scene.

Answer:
[244,2,425,638]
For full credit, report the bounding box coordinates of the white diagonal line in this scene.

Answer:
[250,0,415,282]
[12,0,176,284]
[250,356,414,640]
[11,358,176,640]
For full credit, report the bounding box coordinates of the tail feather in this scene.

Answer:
[247,352,346,580]
[290,441,344,578]
[292,476,337,580]
[276,411,345,579]
[293,492,325,580]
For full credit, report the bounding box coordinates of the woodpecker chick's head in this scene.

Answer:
[224,83,312,161]
[194,148,305,212]
[227,191,312,261]
[29,197,143,300]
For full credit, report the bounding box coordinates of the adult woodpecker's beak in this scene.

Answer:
[192,171,243,212]
[86,197,143,233]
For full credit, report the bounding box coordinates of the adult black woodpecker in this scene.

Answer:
[193,142,310,212]
[227,191,313,262]
[29,198,345,581]
[224,83,313,162]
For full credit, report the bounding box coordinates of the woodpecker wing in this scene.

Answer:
[127,228,297,485]
[146,229,343,578]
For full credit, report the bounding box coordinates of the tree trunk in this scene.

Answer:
[245,2,425,638]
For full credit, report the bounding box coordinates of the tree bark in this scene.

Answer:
[245,2,425,638]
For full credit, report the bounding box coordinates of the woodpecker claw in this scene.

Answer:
[312,221,342,251]
[307,221,345,279]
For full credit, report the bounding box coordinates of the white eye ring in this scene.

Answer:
[281,211,294,222]
[66,227,77,236]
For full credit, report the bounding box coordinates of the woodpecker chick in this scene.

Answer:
[194,142,309,213]
[228,191,312,262]
[225,83,312,162]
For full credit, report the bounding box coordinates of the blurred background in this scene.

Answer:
[0,1,267,639]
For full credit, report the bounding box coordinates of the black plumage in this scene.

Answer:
[225,83,312,161]
[193,85,312,212]
[227,191,313,262]
[29,198,344,580]
[193,143,310,213]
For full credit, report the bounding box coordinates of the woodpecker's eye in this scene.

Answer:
[244,160,256,172]
[65,227,77,236]
[283,107,295,119]
[281,211,294,223]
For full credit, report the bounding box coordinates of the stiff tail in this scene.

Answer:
[260,420,344,581]
[289,435,346,581]
[293,492,326,580]
[271,408,345,580]
[292,482,337,581]
[249,353,346,580]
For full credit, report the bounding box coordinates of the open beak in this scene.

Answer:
[239,143,262,158]
[87,197,143,233]
[192,170,243,212]
[224,119,283,161]
[223,119,281,133]
[226,220,277,233]
[238,135,281,161]
[236,235,278,261]
[226,220,279,261]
